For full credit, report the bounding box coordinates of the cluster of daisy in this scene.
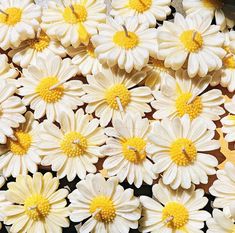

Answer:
[0,0,235,232]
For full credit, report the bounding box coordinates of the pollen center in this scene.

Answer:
[223,55,235,69]
[90,196,116,223]
[129,0,152,12]
[122,137,146,163]
[170,138,197,166]
[202,0,223,9]
[113,31,139,49]
[86,42,95,58]
[180,30,203,53]
[0,7,22,26]
[105,84,131,110]
[24,194,51,221]
[28,31,50,52]
[63,4,87,24]
[36,77,64,103]
[60,132,88,157]
[162,202,189,229]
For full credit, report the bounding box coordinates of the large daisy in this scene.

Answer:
[17,54,84,122]
[68,173,140,233]
[41,0,106,48]
[152,69,225,130]
[147,115,220,189]
[92,16,158,73]
[157,13,226,78]
[101,113,156,188]
[38,109,106,181]
[82,66,153,127]
[3,172,70,233]
[139,179,210,233]
[110,0,171,27]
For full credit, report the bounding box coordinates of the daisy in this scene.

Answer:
[3,172,70,233]
[41,0,106,48]
[17,54,84,122]
[0,111,41,178]
[139,179,210,233]
[38,109,106,181]
[147,115,220,189]
[182,0,235,30]
[68,173,140,233]
[82,66,153,127]
[110,0,171,27]
[8,30,67,68]
[0,191,11,231]
[101,113,156,188]
[157,13,226,78]
[152,69,225,130]
[92,16,158,73]
[0,0,41,50]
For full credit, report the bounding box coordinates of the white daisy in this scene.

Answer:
[82,66,153,127]
[152,69,225,130]
[157,13,226,78]
[68,173,140,233]
[110,0,171,27]
[41,0,106,48]
[38,109,106,181]
[0,191,11,231]
[139,179,210,233]
[147,115,220,189]
[17,54,84,122]
[101,113,156,188]
[0,0,41,50]
[92,16,158,73]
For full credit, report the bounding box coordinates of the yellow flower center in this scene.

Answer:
[113,31,139,49]
[162,202,189,229]
[180,30,203,53]
[0,7,22,26]
[86,42,95,58]
[36,77,64,103]
[24,194,51,221]
[202,0,223,9]
[223,55,235,69]
[63,4,87,24]
[128,0,152,12]
[28,31,50,52]
[7,130,32,156]
[228,115,235,122]
[170,138,197,166]
[175,92,203,120]
[105,84,131,110]
[122,137,146,163]
[60,132,88,157]
[90,196,116,223]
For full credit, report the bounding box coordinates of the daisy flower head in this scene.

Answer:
[3,172,70,233]
[41,0,106,48]
[68,173,140,233]
[110,0,171,27]
[139,179,210,233]
[38,108,106,181]
[92,16,158,73]
[157,13,226,78]
[82,66,153,127]
[147,115,220,189]
[0,191,11,231]
[18,54,84,122]
[152,69,225,130]
[101,113,156,188]
[0,0,41,50]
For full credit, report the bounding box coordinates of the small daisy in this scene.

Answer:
[157,13,226,78]
[8,30,67,68]
[0,0,41,50]
[147,115,220,189]
[0,191,11,231]
[38,109,106,181]
[68,173,140,233]
[152,69,225,130]
[101,113,156,188]
[110,0,171,27]
[182,0,235,30]
[3,172,70,233]
[82,66,153,127]
[41,0,106,48]
[0,111,41,178]
[139,179,210,233]
[67,41,102,76]
[92,16,158,73]
[18,54,84,122]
